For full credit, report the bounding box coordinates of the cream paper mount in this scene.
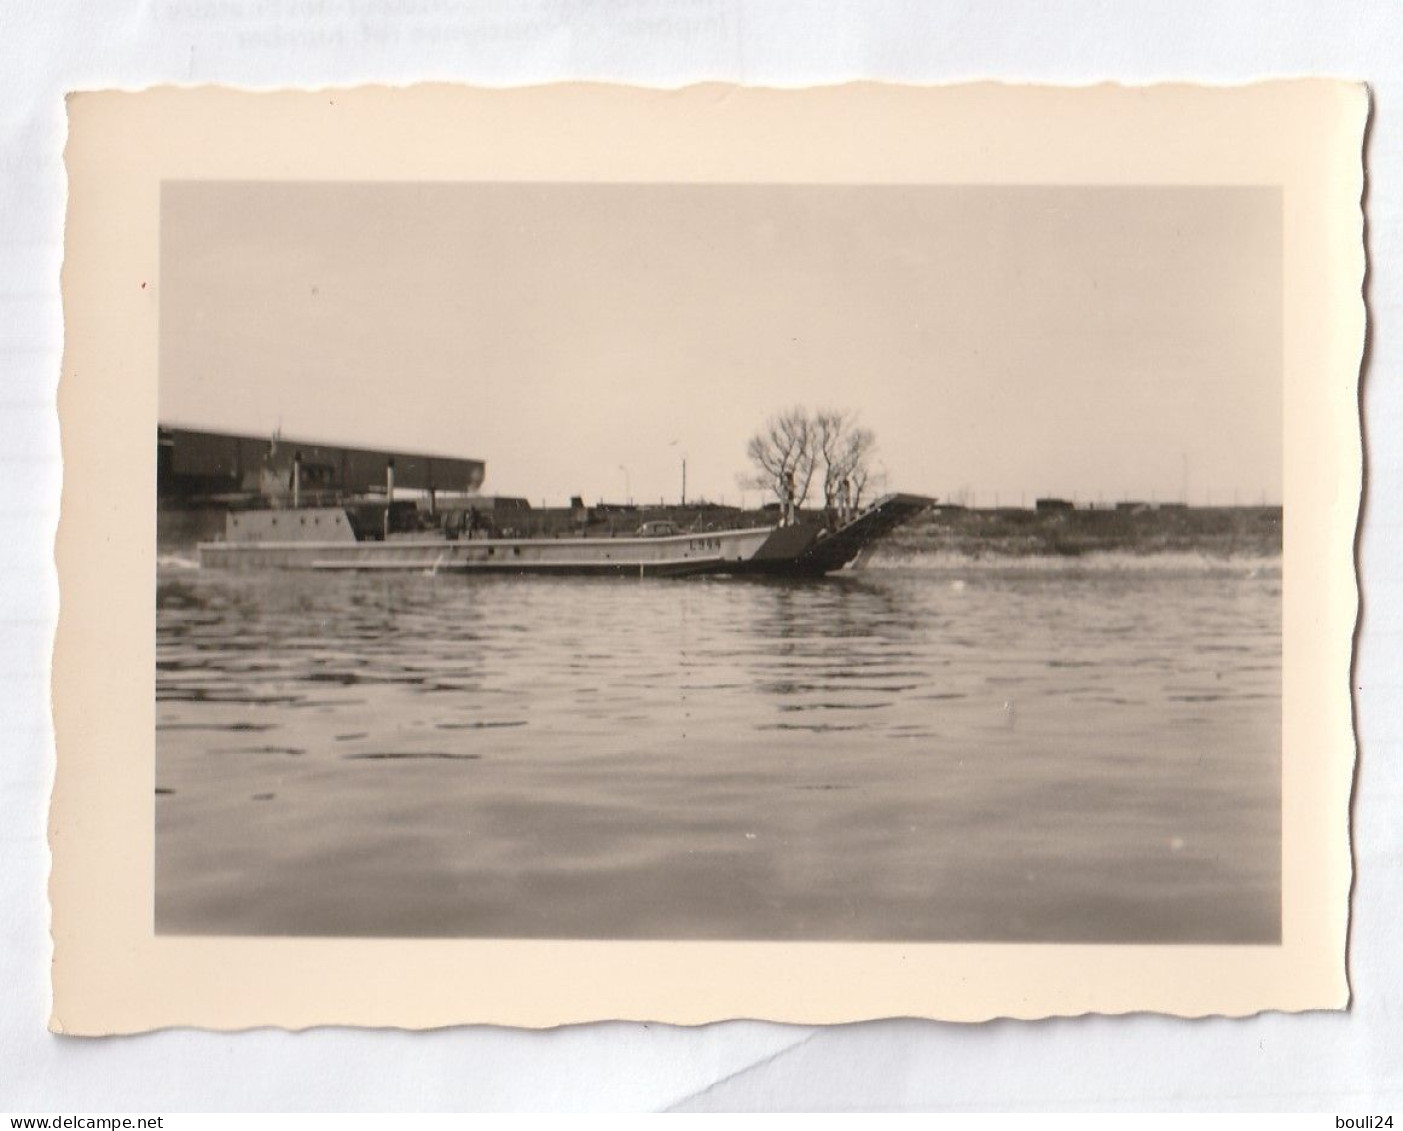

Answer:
[53,82,1363,1032]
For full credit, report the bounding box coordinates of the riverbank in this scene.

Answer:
[878,505,1282,561]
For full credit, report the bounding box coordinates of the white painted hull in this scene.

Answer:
[198,526,779,576]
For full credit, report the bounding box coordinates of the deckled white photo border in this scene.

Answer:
[51,82,1362,1032]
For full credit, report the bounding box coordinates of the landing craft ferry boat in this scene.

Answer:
[162,425,931,577]
[197,493,934,578]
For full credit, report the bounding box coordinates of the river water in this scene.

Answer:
[155,556,1281,942]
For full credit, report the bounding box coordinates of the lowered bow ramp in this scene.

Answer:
[744,493,934,576]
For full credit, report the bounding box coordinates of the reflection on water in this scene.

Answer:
[155,560,1281,941]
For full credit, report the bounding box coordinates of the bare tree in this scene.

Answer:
[744,407,816,519]
[815,408,878,518]
[744,406,878,523]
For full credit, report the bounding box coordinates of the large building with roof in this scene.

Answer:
[157,425,486,506]
[157,425,491,549]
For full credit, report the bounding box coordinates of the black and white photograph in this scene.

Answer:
[49,81,1360,1039]
[153,179,1284,943]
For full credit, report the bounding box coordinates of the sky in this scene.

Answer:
[160,182,1282,508]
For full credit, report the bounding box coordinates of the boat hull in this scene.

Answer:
[198,525,780,576]
[195,494,935,577]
